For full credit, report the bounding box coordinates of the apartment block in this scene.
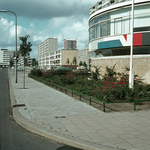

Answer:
[38,38,58,68]
[0,49,14,67]
[38,38,79,69]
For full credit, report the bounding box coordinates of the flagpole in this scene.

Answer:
[129,0,134,89]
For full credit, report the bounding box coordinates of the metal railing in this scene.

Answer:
[29,75,150,112]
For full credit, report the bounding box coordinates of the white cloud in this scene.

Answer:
[61,17,89,49]
[30,23,34,28]
[0,0,98,20]
[0,0,99,59]
[0,16,89,59]
[48,16,89,50]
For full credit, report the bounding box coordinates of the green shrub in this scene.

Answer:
[105,64,117,77]
[30,65,150,102]
[36,69,42,76]
[30,69,42,76]
[91,65,101,80]
[91,72,98,80]
[60,71,76,85]
[30,69,36,76]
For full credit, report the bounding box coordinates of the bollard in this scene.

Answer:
[79,94,81,101]
[103,103,105,112]
[90,98,91,105]
[134,102,136,111]
[72,91,73,97]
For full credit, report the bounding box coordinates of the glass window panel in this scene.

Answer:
[89,27,95,41]
[90,19,95,27]
[95,24,101,38]
[114,18,122,35]
[89,51,96,58]
[101,20,110,37]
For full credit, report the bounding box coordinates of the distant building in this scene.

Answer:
[38,38,78,69]
[45,49,78,69]
[64,40,77,50]
[25,57,36,66]
[78,48,89,68]
[0,49,36,67]
[0,49,14,67]
[38,38,58,67]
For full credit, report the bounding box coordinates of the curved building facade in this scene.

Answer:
[89,0,150,57]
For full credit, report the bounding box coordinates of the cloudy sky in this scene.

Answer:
[0,0,98,59]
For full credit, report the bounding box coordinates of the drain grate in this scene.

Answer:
[13,104,26,107]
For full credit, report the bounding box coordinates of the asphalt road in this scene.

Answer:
[0,68,82,150]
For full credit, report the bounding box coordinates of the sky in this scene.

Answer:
[0,0,99,59]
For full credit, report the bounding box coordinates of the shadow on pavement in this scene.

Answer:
[57,146,82,150]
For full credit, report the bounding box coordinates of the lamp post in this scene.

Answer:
[129,0,134,89]
[0,10,17,83]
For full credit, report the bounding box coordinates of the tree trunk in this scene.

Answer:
[23,57,25,89]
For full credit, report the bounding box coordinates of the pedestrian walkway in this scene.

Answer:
[9,69,150,150]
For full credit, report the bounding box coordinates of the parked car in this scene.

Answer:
[55,67,72,71]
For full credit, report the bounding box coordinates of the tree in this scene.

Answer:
[91,65,101,80]
[35,60,38,66]
[66,58,70,65]
[83,61,87,68]
[19,35,32,89]
[79,60,83,67]
[72,56,77,69]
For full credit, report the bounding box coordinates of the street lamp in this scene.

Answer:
[129,0,134,89]
[0,10,18,83]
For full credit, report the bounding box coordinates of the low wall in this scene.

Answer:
[91,55,150,84]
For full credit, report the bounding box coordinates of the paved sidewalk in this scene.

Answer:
[9,69,150,150]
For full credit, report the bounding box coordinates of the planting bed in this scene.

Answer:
[29,67,150,112]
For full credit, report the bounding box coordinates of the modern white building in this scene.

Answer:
[89,0,150,56]
[89,0,150,83]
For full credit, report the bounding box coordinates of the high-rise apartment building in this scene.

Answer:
[64,40,77,50]
[38,38,58,68]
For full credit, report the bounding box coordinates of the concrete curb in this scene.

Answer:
[8,70,121,150]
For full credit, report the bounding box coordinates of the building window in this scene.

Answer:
[89,51,96,58]
[96,46,150,57]
[89,27,95,41]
